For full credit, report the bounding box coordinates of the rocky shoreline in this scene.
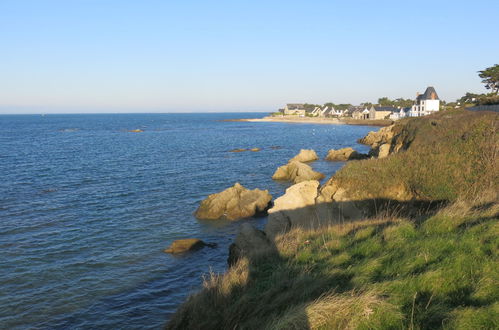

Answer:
[167,124,399,259]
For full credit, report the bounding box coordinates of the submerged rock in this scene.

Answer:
[128,129,144,133]
[325,148,367,161]
[250,148,261,152]
[272,161,325,184]
[228,224,273,266]
[164,239,215,254]
[229,148,247,152]
[290,149,319,162]
[195,183,272,220]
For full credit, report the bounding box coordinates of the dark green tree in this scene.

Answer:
[478,64,499,94]
[378,97,392,106]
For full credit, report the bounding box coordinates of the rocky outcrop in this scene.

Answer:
[164,239,215,254]
[358,124,397,157]
[290,149,319,162]
[377,143,391,158]
[358,125,395,147]
[228,224,273,265]
[195,183,272,220]
[325,148,368,161]
[272,161,325,184]
[265,180,324,237]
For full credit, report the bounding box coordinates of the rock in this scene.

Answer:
[272,161,325,184]
[265,180,325,238]
[128,129,143,133]
[325,148,367,161]
[358,125,395,147]
[228,223,273,266]
[164,239,212,254]
[195,183,272,220]
[358,125,401,158]
[250,148,260,152]
[377,143,391,158]
[290,149,319,162]
[229,148,247,152]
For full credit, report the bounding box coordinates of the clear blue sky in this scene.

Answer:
[1,0,498,113]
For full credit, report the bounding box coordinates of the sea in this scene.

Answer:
[0,113,374,329]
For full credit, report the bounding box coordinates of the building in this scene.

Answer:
[369,106,397,120]
[410,86,440,117]
[283,103,306,116]
[389,107,411,120]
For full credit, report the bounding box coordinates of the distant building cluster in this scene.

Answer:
[278,87,440,120]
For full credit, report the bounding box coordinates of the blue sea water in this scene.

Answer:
[0,113,374,329]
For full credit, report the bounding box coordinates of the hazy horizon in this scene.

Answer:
[1,0,498,114]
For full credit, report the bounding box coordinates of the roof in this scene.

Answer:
[348,106,365,112]
[286,103,304,109]
[373,106,399,112]
[417,86,439,101]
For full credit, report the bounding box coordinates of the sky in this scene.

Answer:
[0,0,498,114]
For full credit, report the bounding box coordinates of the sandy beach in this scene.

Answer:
[224,116,393,126]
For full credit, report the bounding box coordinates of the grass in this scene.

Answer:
[334,109,498,202]
[166,202,499,329]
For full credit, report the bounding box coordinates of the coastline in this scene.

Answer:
[223,116,393,126]
[167,109,499,329]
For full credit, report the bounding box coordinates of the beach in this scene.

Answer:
[224,116,393,126]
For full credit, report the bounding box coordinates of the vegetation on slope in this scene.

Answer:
[335,109,498,202]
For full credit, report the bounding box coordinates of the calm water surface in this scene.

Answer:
[0,113,374,329]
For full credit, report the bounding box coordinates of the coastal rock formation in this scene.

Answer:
[265,180,323,237]
[164,239,214,254]
[229,148,247,152]
[228,224,273,266]
[250,148,260,152]
[290,149,319,162]
[377,143,391,158]
[358,125,395,148]
[272,161,325,184]
[358,124,398,157]
[195,183,272,220]
[325,148,368,161]
[128,129,143,133]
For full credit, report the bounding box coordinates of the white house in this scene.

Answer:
[311,106,321,116]
[319,106,329,117]
[389,107,411,120]
[410,87,440,117]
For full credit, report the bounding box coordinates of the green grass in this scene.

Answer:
[167,203,499,329]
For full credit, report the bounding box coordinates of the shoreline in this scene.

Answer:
[223,116,393,126]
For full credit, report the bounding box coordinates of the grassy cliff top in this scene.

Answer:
[333,109,498,202]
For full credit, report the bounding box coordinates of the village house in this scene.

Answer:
[410,86,440,117]
[389,107,411,120]
[327,107,344,117]
[369,106,397,120]
[283,103,306,116]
